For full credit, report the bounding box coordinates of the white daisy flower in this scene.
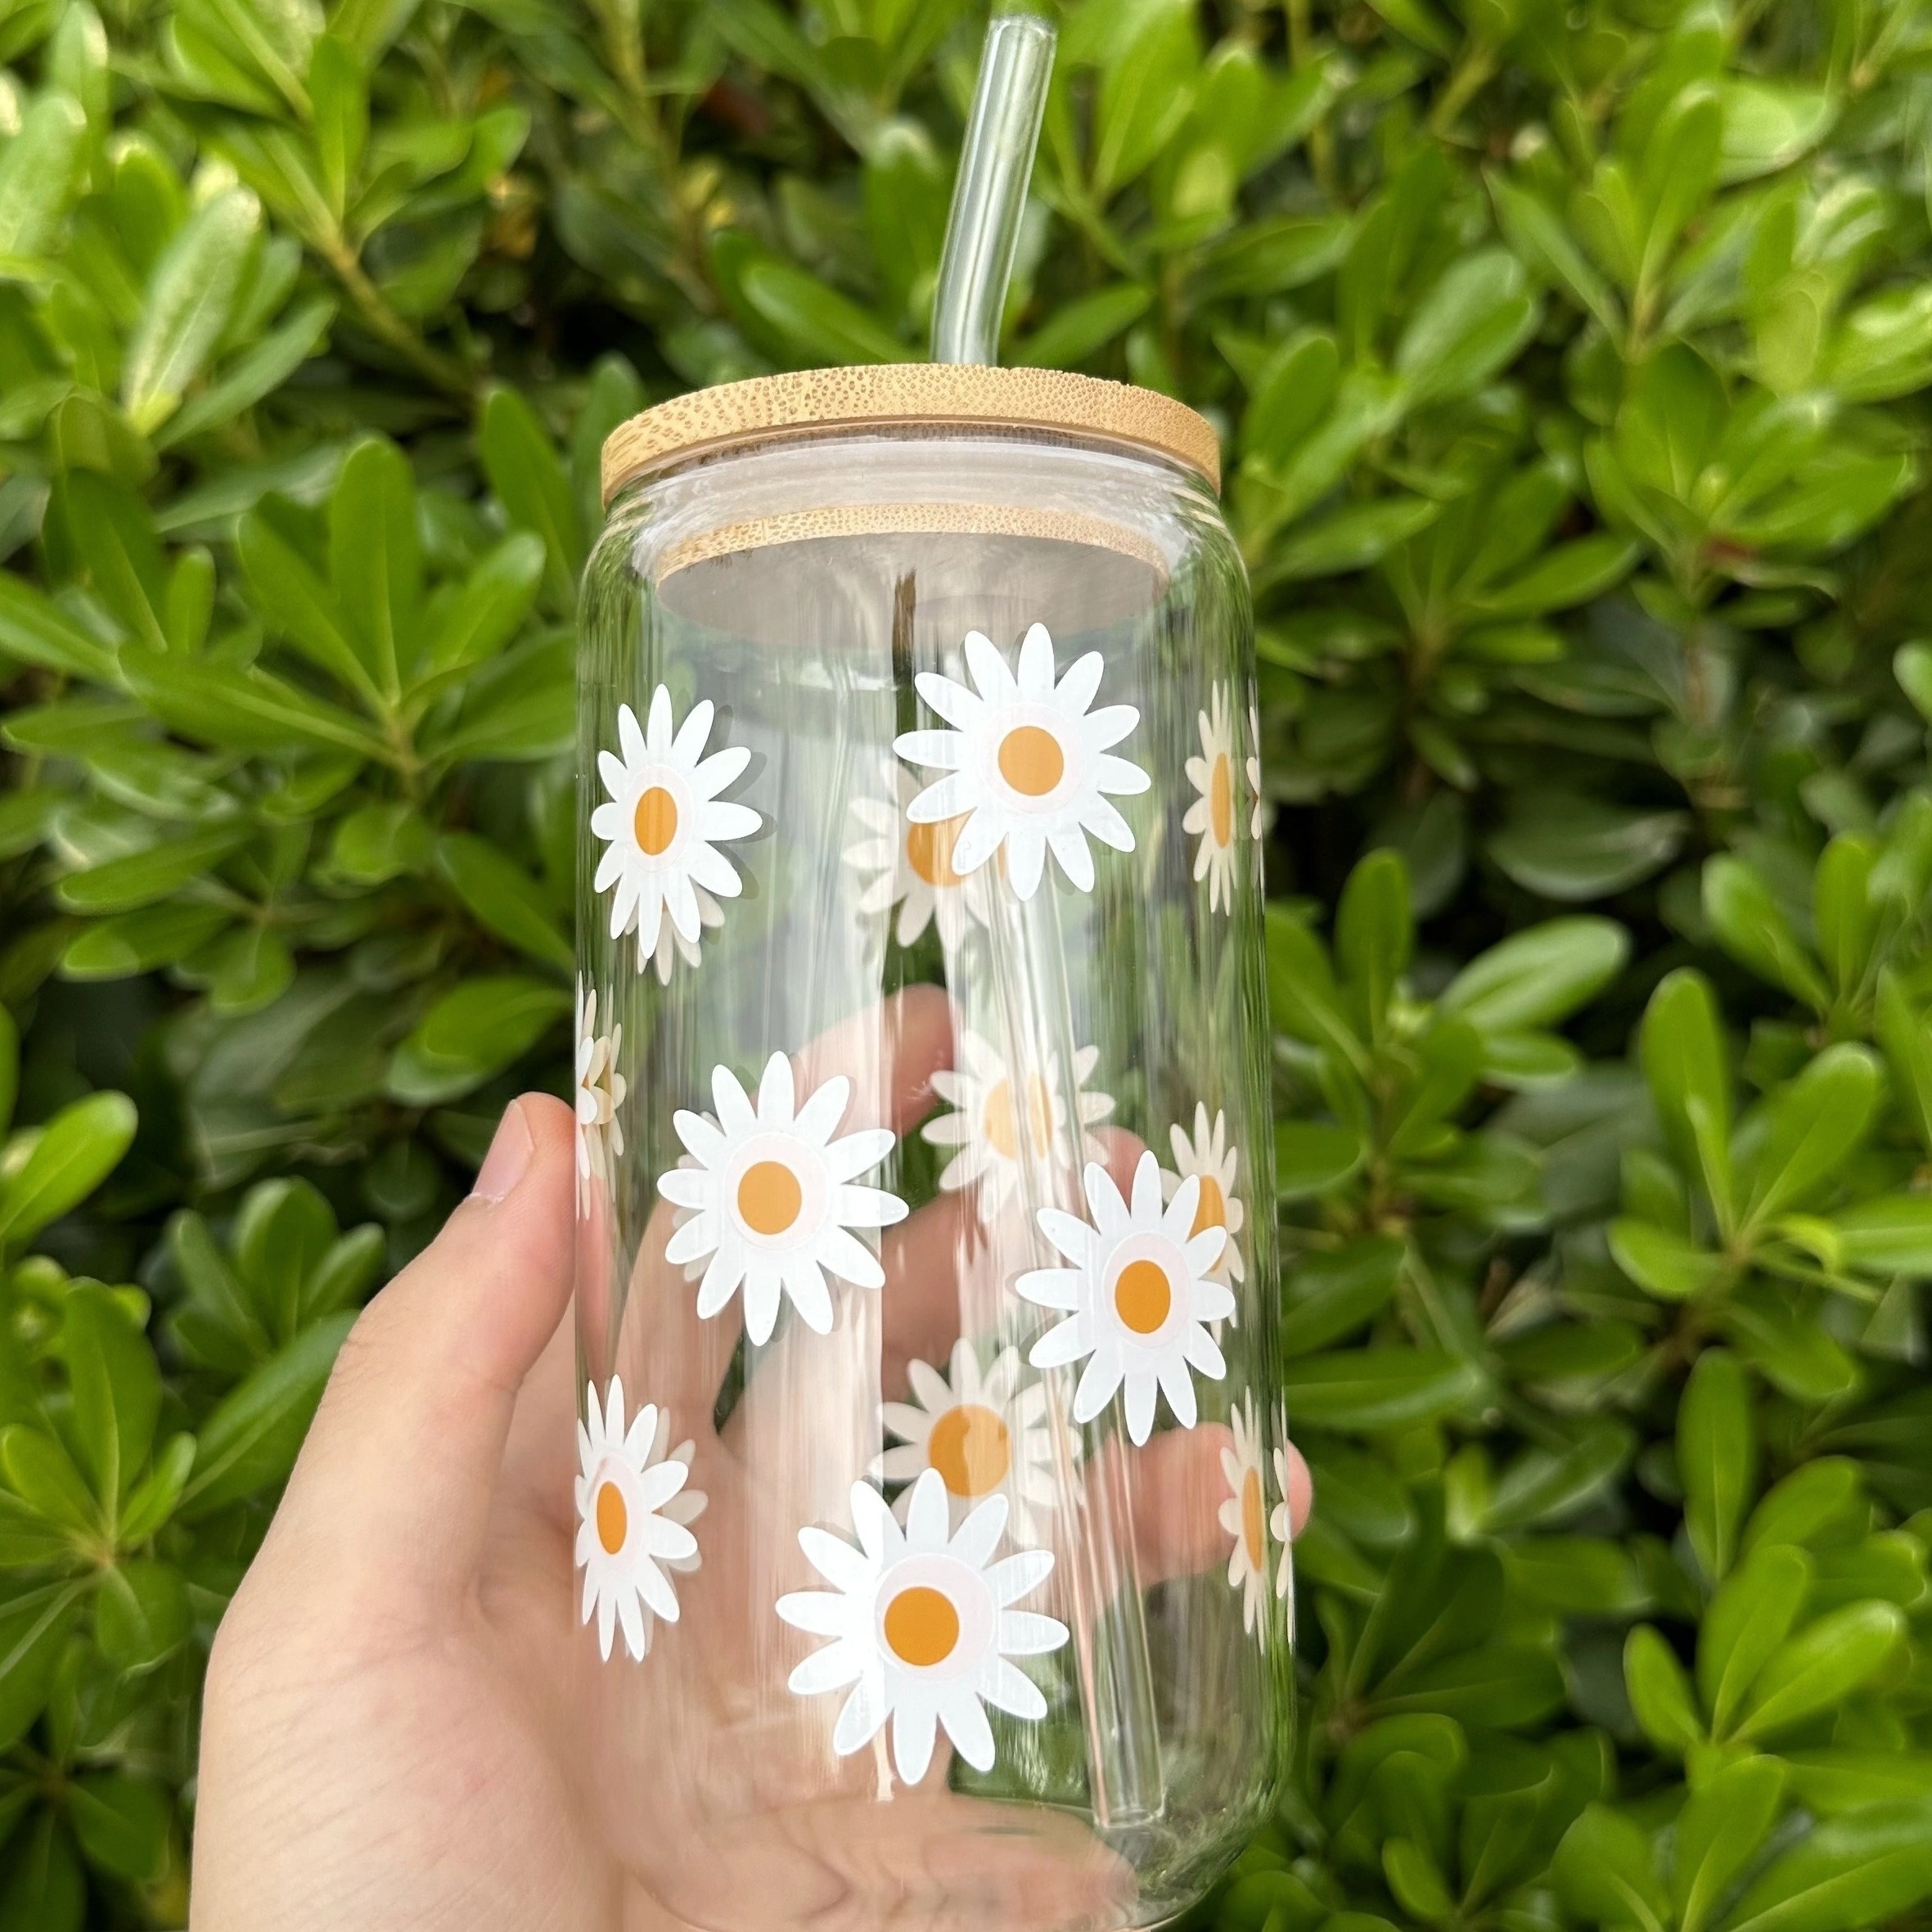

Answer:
[921,1028,1114,1222]
[877,1341,1060,1542]
[1018,1150,1234,1447]
[590,687,761,969]
[844,768,988,952]
[574,1377,706,1662]
[1247,696,1266,844]
[643,881,724,982]
[893,623,1150,901]
[658,1052,908,1346]
[1270,1441,1295,1604]
[1183,683,1240,913]
[1162,1104,1246,1286]
[1218,1394,1269,1640]
[574,981,627,1216]
[776,1469,1069,1786]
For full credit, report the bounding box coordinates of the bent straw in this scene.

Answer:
[929,11,1165,1830]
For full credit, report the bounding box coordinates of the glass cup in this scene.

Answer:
[573,365,1290,1930]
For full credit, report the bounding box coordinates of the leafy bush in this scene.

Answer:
[5,0,1932,1925]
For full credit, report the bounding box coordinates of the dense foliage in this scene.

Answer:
[4,0,1932,1923]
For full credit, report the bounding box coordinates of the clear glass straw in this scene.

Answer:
[929,10,1167,1830]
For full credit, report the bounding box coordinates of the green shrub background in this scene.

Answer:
[4,0,1932,1922]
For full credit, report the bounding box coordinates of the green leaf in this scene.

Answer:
[435,833,571,973]
[61,1284,160,1507]
[478,388,583,609]
[0,1812,83,1932]
[1680,1348,1754,1582]
[1624,1624,1703,1754]
[1439,917,1628,1031]
[155,295,335,449]
[1336,847,1412,1029]
[1609,1218,1723,1299]
[1280,1239,1403,1356]
[1013,284,1154,369]
[1699,1543,1812,1737]
[1551,1804,1668,1932]
[1673,1754,1787,1932]
[121,186,259,435]
[238,502,381,707]
[1741,1043,1880,1227]
[1736,1601,1906,1741]
[1642,970,1734,1232]
[1489,794,1688,902]
[1704,855,1831,1011]
[0,91,88,259]
[1727,1800,1932,1932]
[1275,1122,1366,1200]
[178,1313,354,1519]
[1830,1195,1932,1274]
[121,646,390,760]
[93,1557,191,1669]
[1280,1349,1484,1430]
[55,823,250,913]
[422,531,545,678]
[330,436,419,698]
[0,1091,137,1253]
[1395,250,1538,406]
[68,1772,172,1881]
[386,974,570,1106]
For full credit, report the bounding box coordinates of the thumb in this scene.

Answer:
[261,1094,577,1613]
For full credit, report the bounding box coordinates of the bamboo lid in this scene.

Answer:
[600,365,1221,503]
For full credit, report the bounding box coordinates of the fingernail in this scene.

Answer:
[473,1100,534,1202]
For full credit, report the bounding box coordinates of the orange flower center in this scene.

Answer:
[982,1074,1053,1161]
[1115,1259,1172,1335]
[1209,753,1233,849]
[907,813,969,888]
[596,1479,628,1556]
[634,785,679,856]
[1241,1467,1264,1569]
[1191,1173,1227,1236]
[736,1160,802,1236]
[998,724,1065,798]
[928,1403,1012,1497]
[883,1585,959,1668]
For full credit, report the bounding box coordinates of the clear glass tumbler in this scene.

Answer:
[572,365,1290,1931]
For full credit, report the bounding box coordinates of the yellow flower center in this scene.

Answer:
[907,813,969,888]
[1210,753,1233,849]
[1191,1173,1227,1236]
[883,1584,960,1668]
[737,1160,802,1236]
[1115,1259,1173,1335]
[634,785,679,856]
[596,1479,628,1556]
[982,1074,1053,1161]
[1242,1466,1264,1569]
[998,724,1065,798]
[928,1403,1012,1497]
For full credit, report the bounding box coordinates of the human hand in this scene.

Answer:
[191,992,1313,1932]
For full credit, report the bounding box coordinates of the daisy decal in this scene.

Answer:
[844,769,987,952]
[1247,696,1266,843]
[893,623,1149,900]
[1270,1440,1295,1603]
[921,1028,1114,1221]
[645,881,724,983]
[1218,1394,1269,1639]
[591,687,760,970]
[877,1341,1059,1541]
[1018,1150,1235,1446]
[575,1378,706,1662]
[1183,683,1240,913]
[657,1052,908,1345]
[1164,1104,1246,1286]
[574,981,627,1215]
[776,1469,1069,1786]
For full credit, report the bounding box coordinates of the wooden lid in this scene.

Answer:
[600,364,1221,503]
